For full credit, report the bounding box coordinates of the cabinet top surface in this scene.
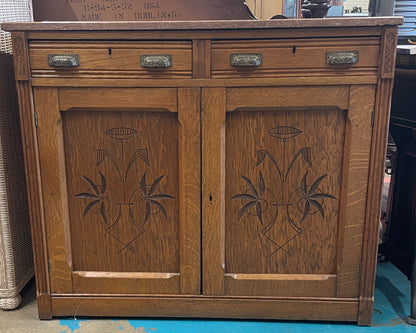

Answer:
[1,17,403,32]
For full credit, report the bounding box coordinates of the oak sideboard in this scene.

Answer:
[3,18,402,325]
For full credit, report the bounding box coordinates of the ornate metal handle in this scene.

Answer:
[326,51,359,65]
[230,53,263,67]
[48,54,80,67]
[140,55,172,68]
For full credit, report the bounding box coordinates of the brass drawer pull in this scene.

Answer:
[141,55,172,68]
[48,54,80,67]
[231,53,263,67]
[326,51,359,65]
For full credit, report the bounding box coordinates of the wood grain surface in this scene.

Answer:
[225,106,344,276]
[30,41,192,79]
[50,295,359,322]
[33,86,202,295]
[2,18,403,32]
[212,38,380,78]
[202,88,226,296]
[177,88,201,295]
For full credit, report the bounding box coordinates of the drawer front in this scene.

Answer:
[211,38,380,78]
[29,41,192,78]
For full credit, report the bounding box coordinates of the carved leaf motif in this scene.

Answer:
[138,149,150,166]
[309,199,325,218]
[298,172,336,223]
[285,148,312,180]
[149,199,167,218]
[140,172,147,196]
[148,175,165,196]
[76,174,108,223]
[99,171,106,194]
[258,172,265,197]
[309,193,336,200]
[256,201,263,225]
[81,176,100,196]
[301,172,308,196]
[301,200,310,223]
[100,201,107,224]
[105,152,119,172]
[231,193,257,201]
[144,201,151,223]
[256,149,283,181]
[238,201,257,220]
[83,200,100,217]
[309,174,327,195]
[96,149,108,166]
[126,149,150,177]
[150,194,175,200]
[241,176,258,197]
[256,150,268,166]
[137,173,175,224]
[301,147,312,166]
[75,192,99,199]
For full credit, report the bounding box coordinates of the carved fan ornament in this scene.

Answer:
[75,127,174,254]
[231,125,336,257]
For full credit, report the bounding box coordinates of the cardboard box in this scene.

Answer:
[32,0,254,21]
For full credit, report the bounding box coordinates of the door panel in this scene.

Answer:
[34,87,200,295]
[202,86,375,298]
[224,109,344,297]
[64,110,180,273]
[225,109,344,274]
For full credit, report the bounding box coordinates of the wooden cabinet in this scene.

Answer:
[4,18,401,325]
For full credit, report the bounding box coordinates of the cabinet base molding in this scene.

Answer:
[49,296,359,322]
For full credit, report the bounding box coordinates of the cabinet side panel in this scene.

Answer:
[358,79,394,326]
[20,84,52,318]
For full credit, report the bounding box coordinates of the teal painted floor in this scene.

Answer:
[56,262,414,333]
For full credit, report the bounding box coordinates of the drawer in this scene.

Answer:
[211,38,380,78]
[29,41,192,78]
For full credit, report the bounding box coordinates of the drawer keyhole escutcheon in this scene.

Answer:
[48,54,80,67]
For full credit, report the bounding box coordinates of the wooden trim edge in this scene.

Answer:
[50,296,359,322]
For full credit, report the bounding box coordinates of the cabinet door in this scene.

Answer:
[34,87,200,295]
[202,86,375,298]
